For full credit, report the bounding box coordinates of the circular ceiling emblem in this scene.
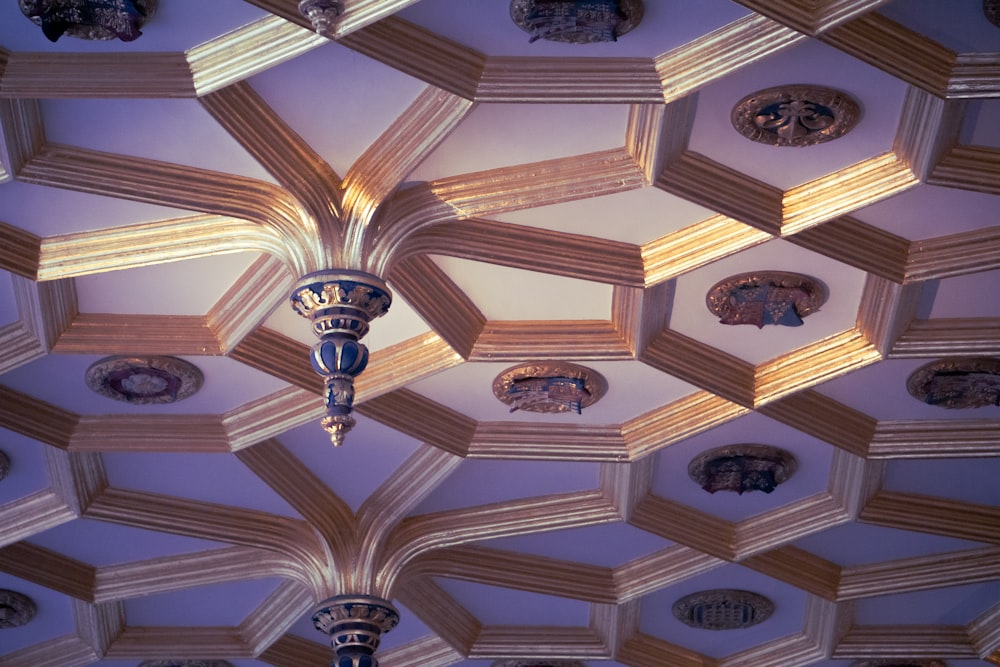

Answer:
[18,0,157,42]
[688,444,797,495]
[0,450,9,482]
[706,271,827,328]
[510,0,644,44]
[906,357,1000,409]
[493,362,608,414]
[0,590,36,629]
[732,85,860,147]
[672,589,774,630]
[85,356,204,405]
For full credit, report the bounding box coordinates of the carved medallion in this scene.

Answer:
[906,357,1000,409]
[986,0,1000,28]
[138,662,235,667]
[850,661,947,667]
[299,0,343,34]
[706,271,827,328]
[510,0,644,43]
[688,445,797,495]
[85,356,204,405]
[732,85,860,147]
[493,362,608,414]
[673,589,773,630]
[0,590,36,629]
[18,0,157,42]
[0,451,8,482]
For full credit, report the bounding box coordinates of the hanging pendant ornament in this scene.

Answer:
[298,0,343,35]
[312,595,399,667]
[290,271,391,447]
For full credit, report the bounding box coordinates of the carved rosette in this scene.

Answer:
[138,661,235,667]
[906,357,1000,409]
[672,589,774,630]
[0,590,36,629]
[986,0,1000,28]
[510,0,644,43]
[85,356,204,404]
[299,0,343,35]
[0,450,9,482]
[312,595,399,667]
[18,0,157,42]
[732,85,860,147]
[850,661,947,667]
[706,271,827,328]
[493,361,608,414]
[688,444,797,495]
[290,271,392,446]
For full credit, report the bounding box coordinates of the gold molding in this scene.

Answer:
[870,419,1000,459]
[478,57,663,104]
[892,318,1000,358]
[861,491,1000,545]
[0,53,193,98]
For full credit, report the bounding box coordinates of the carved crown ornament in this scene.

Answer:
[688,444,797,495]
[0,450,9,482]
[18,0,157,42]
[312,595,399,667]
[706,271,827,328]
[493,361,608,414]
[906,357,1000,409]
[732,85,861,147]
[510,0,644,43]
[672,589,774,630]
[85,356,204,405]
[0,590,36,629]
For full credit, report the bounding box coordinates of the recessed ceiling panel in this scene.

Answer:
[853,184,999,240]
[0,429,50,506]
[434,578,591,626]
[793,523,989,566]
[883,458,1000,507]
[409,104,627,182]
[123,577,283,626]
[879,0,999,53]
[963,99,1000,147]
[477,521,673,567]
[0,573,75,656]
[925,269,1000,318]
[670,240,866,364]
[853,581,1000,626]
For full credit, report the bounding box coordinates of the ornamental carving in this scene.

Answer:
[493,362,608,414]
[510,0,644,43]
[18,0,157,42]
[0,451,8,482]
[298,0,342,35]
[706,271,827,328]
[138,662,235,667]
[986,0,1000,28]
[0,590,36,629]
[313,595,399,667]
[906,357,1000,409]
[672,589,774,630]
[732,85,860,147]
[688,445,797,495]
[850,661,947,667]
[85,356,204,404]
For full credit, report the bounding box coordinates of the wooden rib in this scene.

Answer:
[355,389,476,457]
[0,98,45,176]
[105,627,251,659]
[235,439,356,565]
[74,599,124,658]
[600,456,653,521]
[209,254,293,353]
[833,625,978,659]
[0,315,46,377]
[724,593,841,667]
[35,277,78,352]
[857,274,922,357]
[394,576,481,655]
[861,491,1000,544]
[469,422,628,462]
[970,603,1000,661]
[0,52,194,97]
[94,546,306,603]
[627,103,666,184]
[891,318,1000,357]
[893,86,960,180]
[736,493,853,558]
[387,255,485,360]
[657,152,783,235]
[630,495,736,561]
[741,546,841,601]
[223,387,322,452]
[0,384,77,448]
[754,330,882,406]
[229,328,317,392]
[20,145,320,275]
[380,635,465,667]
[199,81,343,235]
[405,545,617,604]
[398,218,645,288]
[470,626,609,660]
[47,448,107,516]
[477,57,663,103]
[624,392,751,460]
[358,332,465,403]
[240,579,315,655]
[655,14,806,103]
[0,219,40,279]
[612,285,645,357]
[339,16,484,99]
[592,598,639,658]
[69,414,230,452]
[820,11,954,96]
[643,216,772,286]
[0,634,98,667]
[758,390,876,457]
[640,330,755,407]
[187,14,326,95]
[258,634,331,667]
[869,420,1000,459]
[0,490,76,548]
[614,545,726,603]
[929,145,1000,195]
[839,546,1000,601]
[949,53,1000,99]
[732,0,891,34]
[342,87,475,260]
[470,321,633,363]
[619,633,714,667]
[905,227,1000,281]
[0,541,95,601]
[52,313,219,355]
[786,216,909,283]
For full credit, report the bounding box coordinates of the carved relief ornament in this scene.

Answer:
[18,0,157,42]
[493,361,608,414]
[0,590,36,629]
[85,356,204,404]
[706,271,827,328]
[732,85,860,147]
[510,0,644,43]
[688,444,797,495]
[906,357,1000,409]
[672,589,774,630]
[0,450,8,482]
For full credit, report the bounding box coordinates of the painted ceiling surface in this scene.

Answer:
[0,1,998,666]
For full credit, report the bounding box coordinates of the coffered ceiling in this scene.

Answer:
[0,1,998,666]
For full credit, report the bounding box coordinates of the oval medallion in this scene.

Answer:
[706,271,827,328]
[906,357,1000,409]
[672,589,774,630]
[732,85,860,147]
[85,356,204,405]
[493,362,607,414]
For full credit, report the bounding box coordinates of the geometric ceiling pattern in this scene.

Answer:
[0,1,998,666]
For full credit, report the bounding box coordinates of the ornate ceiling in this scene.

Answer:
[0,1,998,666]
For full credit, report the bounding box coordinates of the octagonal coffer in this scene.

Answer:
[672,589,774,630]
[688,444,797,495]
[706,271,827,328]
[906,357,1000,409]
